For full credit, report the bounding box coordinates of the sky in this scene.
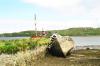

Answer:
[0,0,100,33]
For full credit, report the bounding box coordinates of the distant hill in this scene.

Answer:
[0,27,100,37]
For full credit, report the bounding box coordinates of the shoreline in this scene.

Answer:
[75,45,100,50]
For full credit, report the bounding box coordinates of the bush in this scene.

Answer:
[0,44,19,54]
[28,42,36,50]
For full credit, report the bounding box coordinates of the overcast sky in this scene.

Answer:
[0,0,100,33]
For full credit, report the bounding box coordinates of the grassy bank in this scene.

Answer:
[0,37,49,54]
[0,46,47,66]
[0,37,50,66]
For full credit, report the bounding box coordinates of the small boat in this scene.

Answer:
[47,33,74,57]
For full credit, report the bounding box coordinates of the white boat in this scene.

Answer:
[47,33,74,57]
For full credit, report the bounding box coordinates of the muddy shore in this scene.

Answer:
[0,46,100,66]
[33,49,100,66]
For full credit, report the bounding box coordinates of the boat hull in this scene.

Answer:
[47,34,74,57]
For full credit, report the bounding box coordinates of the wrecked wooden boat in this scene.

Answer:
[47,33,74,57]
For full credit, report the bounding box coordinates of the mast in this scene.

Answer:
[34,13,37,36]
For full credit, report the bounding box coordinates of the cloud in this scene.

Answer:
[0,19,33,33]
[89,7,100,19]
[35,19,97,31]
[20,0,89,17]
[21,0,87,17]
[21,0,81,8]
[1,0,100,33]
[21,0,100,17]
[0,18,97,33]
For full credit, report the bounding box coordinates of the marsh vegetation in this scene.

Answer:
[0,38,49,54]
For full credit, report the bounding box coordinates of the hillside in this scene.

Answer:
[0,27,100,37]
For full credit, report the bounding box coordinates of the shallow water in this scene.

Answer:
[72,36,100,46]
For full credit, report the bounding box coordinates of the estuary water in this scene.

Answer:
[0,36,100,46]
[72,36,100,46]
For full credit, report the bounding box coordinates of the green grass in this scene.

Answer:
[0,38,49,54]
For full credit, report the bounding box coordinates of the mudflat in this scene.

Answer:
[33,49,100,66]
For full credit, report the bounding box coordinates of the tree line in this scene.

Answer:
[0,27,100,37]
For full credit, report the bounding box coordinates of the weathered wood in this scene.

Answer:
[47,33,74,57]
